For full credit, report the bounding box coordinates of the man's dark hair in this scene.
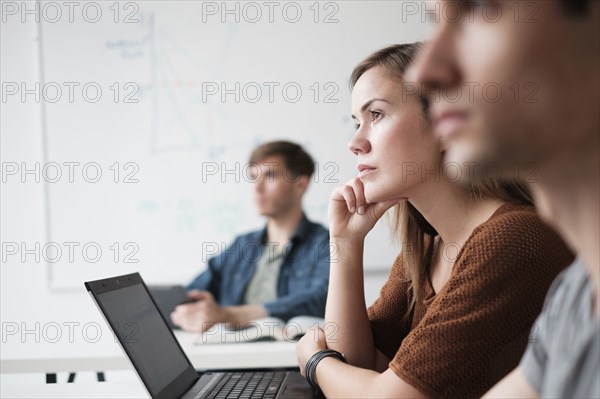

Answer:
[249,140,315,179]
[558,0,591,16]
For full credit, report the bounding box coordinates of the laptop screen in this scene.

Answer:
[89,274,198,398]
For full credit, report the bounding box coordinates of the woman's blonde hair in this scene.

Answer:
[351,43,533,319]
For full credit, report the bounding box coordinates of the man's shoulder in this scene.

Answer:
[538,259,591,327]
[231,218,329,245]
[231,228,264,245]
[305,219,329,238]
[527,259,600,398]
[545,259,587,304]
[297,220,329,249]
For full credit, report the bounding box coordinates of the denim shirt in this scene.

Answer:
[187,214,330,321]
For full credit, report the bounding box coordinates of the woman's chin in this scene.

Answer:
[365,191,393,205]
[364,186,408,204]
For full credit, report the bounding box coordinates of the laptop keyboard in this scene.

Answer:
[202,371,286,399]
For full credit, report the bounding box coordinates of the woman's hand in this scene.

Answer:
[329,177,403,242]
[296,326,328,378]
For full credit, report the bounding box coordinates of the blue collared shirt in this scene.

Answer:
[187,214,330,321]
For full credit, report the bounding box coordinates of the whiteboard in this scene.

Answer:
[37,1,431,288]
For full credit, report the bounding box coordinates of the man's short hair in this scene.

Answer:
[248,140,315,179]
[558,0,591,16]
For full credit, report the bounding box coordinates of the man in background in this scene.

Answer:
[171,141,330,332]
[408,0,599,397]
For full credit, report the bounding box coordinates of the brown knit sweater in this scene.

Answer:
[367,203,573,398]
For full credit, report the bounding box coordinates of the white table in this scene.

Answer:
[0,381,149,398]
[1,331,299,374]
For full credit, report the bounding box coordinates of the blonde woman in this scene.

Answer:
[295,44,573,398]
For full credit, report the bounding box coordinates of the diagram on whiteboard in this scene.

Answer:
[38,2,427,289]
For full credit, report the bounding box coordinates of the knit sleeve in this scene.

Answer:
[387,207,573,398]
[367,255,412,361]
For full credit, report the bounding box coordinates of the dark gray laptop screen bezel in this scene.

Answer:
[85,272,199,399]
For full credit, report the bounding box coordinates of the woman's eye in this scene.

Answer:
[354,123,361,130]
[370,111,382,121]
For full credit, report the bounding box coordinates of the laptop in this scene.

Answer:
[85,272,315,399]
[148,285,190,330]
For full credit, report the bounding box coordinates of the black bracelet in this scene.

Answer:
[304,349,347,397]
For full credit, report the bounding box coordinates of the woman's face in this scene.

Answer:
[350,66,440,203]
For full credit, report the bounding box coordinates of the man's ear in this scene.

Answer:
[295,175,309,196]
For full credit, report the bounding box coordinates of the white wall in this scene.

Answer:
[0,17,117,372]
